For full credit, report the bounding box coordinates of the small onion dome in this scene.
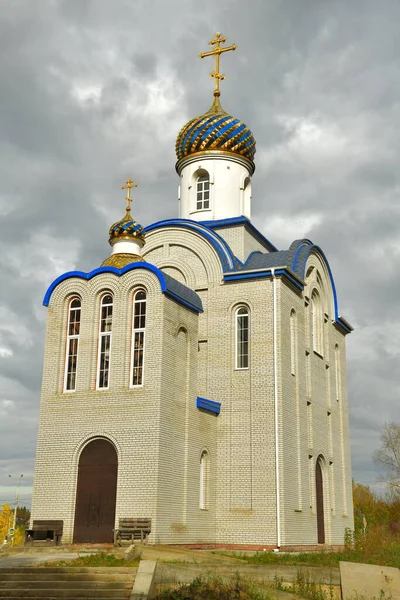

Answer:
[108,209,144,244]
[175,96,256,166]
[101,253,143,268]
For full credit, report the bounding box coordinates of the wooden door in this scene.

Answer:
[73,439,118,543]
[315,459,325,544]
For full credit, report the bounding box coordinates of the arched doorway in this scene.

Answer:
[73,438,118,543]
[315,457,325,544]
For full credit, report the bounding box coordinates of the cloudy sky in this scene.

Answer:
[0,0,399,508]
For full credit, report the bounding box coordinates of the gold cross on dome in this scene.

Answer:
[121,178,138,212]
[199,32,237,97]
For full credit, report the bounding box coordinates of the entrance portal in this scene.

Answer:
[73,438,118,543]
[315,457,325,544]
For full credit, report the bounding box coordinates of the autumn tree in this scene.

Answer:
[352,481,390,531]
[0,504,25,546]
[373,422,400,498]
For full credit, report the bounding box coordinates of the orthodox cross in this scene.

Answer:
[121,178,138,212]
[199,32,237,97]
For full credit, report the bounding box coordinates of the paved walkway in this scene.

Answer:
[0,552,87,568]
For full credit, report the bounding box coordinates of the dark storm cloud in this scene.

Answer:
[1,0,399,505]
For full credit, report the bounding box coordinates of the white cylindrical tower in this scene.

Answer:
[175,94,256,222]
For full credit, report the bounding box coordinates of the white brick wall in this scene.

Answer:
[32,222,353,547]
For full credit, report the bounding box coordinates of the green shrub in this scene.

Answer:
[153,574,272,600]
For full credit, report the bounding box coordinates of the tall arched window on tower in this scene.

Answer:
[311,290,323,356]
[131,289,146,386]
[235,306,250,369]
[196,172,210,211]
[199,450,209,510]
[97,294,113,390]
[64,297,81,392]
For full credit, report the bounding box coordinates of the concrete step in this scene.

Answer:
[0,580,132,589]
[0,567,135,599]
[0,572,135,582]
[0,567,135,575]
[0,590,131,599]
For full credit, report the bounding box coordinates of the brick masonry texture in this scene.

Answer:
[31,222,353,547]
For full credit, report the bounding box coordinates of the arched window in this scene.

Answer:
[311,290,323,356]
[199,450,209,510]
[64,297,81,392]
[131,290,146,386]
[290,309,297,376]
[196,172,210,211]
[235,306,250,369]
[97,294,113,389]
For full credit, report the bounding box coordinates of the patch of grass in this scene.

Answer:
[153,574,273,600]
[212,529,400,569]
[273,571,336,600]
[40,551,140,568]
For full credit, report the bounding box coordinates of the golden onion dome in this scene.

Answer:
[175,96,256,167]
[101,252,143,268]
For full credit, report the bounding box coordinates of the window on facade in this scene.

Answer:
[97,294,113,389]
[235,306,249,369]
[64,297,81,392]
[199,450,209,510]
[131,290,146,386]
[311,290,323,356]
[290,309,296,376]
[335,344,341,401]
[196,173,210,210]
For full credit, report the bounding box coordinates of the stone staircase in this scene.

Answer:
[0,567,137,599]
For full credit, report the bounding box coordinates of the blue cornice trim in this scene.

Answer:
[144,218,236,272]
[196,397,221,415]
[224,268,304,291]
[335,318,353,335]
[43,262,203,313]
[201,216,278,252]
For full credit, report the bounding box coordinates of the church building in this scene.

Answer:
[31,33,354,548]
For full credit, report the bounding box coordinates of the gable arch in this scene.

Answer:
[304,250,335,319]
[156,258,197,289]
[143,222,233,286]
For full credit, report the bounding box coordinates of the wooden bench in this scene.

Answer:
[25,520,63,546]
[113,518,151,546]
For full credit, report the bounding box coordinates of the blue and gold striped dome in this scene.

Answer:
[108,211,144,243]
[176,96,256,165]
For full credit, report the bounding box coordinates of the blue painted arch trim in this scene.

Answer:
[291,240,351,334]
[144,218,236,272]
[43,262,203,313]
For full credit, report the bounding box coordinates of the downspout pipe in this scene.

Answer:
[271,268,281,549]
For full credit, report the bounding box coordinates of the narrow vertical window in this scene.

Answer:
[131,290,146,386]
[199,450,209,510]
[311,290,323,356]
[335,344,341,401]
[97,294,113,389]
[235,306,249,369]
[290,309,296,375]
[196,173,210,210]
[64,297,81,392]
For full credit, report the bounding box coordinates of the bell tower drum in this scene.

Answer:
[175,33,256,222]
